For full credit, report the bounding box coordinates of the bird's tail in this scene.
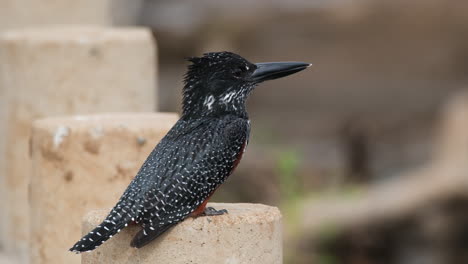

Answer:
[69,214,131,253]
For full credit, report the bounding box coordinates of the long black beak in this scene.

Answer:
[251,62,311,82]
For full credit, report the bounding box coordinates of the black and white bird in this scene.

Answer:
[70,51,311,253]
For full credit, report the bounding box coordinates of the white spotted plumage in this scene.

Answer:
[70,51,303,253]
[70,115,250,253]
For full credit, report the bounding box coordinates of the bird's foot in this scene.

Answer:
[203,207,228,216]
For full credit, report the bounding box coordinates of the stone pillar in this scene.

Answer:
[0,0,144,31]
[30,113,179,264]
[0,27,157,260]
[81,203,282,264]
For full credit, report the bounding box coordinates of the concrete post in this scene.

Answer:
[81,203,282,264]
[29,113,179,264]
[0,27,157,261]
[0,0,144,31]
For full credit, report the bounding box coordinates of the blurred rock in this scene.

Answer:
[434,91,468,164]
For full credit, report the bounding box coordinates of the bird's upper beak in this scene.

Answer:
[250,61,312,82]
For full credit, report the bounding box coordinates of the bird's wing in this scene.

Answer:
[69,119,204,252]
[71,117,249,251]
[130,116,249,248]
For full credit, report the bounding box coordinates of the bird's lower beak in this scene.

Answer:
[251,61,311,82]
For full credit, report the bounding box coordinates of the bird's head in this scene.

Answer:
[182,51,311,119]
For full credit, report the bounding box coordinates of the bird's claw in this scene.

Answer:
[203,207,228,216]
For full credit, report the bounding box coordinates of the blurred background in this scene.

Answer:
[140,1,468,263]
[2,0,468,263]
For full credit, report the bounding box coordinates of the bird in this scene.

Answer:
[70,51,311,253]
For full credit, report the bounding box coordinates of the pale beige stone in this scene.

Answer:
[0,27,157,261]
[0,253,19,264]
[29,113,178,264]
[0,0,143,31]
[81,203,282,264]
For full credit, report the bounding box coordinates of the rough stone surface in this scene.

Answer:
[0,0,143,31]
[29,113,178,264]
[0,253,19,264]
[0,27,157,261]
[81,203,282,264]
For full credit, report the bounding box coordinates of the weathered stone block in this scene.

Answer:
[82,203,282,264]
[30,113,178,264]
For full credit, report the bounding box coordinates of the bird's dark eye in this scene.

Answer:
[232,67,244,78]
